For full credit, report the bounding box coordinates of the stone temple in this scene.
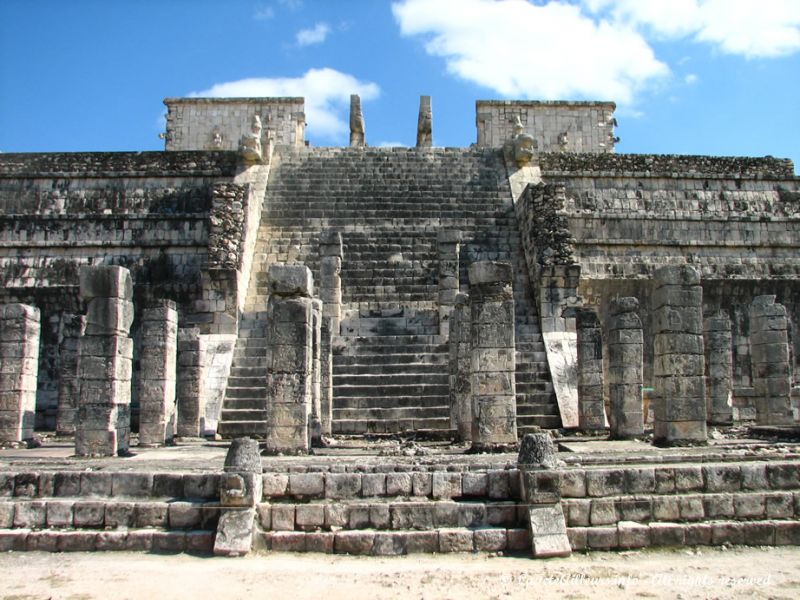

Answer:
[0,95,798,557]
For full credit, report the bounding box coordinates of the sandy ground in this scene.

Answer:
[0,546,798,600]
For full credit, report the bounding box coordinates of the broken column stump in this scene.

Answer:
[518,432,571,558]
[653,265,707,446]
[214,437,263,556]
[264,264,315,454]
[749,295,794,426]
[449,292,472,441]
[576,307,605,431]
[704,310,734,426]
[137,300,178,446]
[75,266,134,457]
[607,296,644,439]
[0,304,41,443]
[468,261,517,451]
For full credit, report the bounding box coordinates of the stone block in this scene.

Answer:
[361,473,387,497]
[474,528,507,552]
[405,530,439,553]
[373,532,407,556]
[325,473,361,499]
[369,504,391,529]
[386,472,412,496]
[765,492,794,518]
[587,526,618,549]
[703,465,741,492]
[295,504,325,531]
[84,298,134,335]
[105,502,135,528]
[268,264,313,297]
[79,266,133,300]
[169,502,203,529]
[305,532,335,553]
[432,472,462,500]
[73,501,106,527]
[649,522,685,546]
[590,499,617,526]
[13,501,46,528]
[262,473,289,498]
[625,468,655,493]
[335,531,374,555]
[270,504,295,531]
[439,528,474,552]
[134,502,169,528]
[684,523,712,546]
[766,463,800,489]
[468,261,513,285]
[586,469,624,497]
[618,521,650,549]
[111,473,153,498]
[288,472,325,499]
[703,494,734,518]
[324,503,349,529]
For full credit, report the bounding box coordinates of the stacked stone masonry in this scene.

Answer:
[704,311,734,425]
[607,297,644,439]
[749,296,794,426]
[0,304,40,442]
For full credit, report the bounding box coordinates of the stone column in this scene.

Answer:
[576,307,605,431]
[137,300,178,446]
[309,298,323,446]
[449,292,472,441]
[264,264,314,454]
[749,295,794,426]
[468,261,517,450]
[704,310,733,425]
[653,265,707,446]
[214,438,263,556]
[56,313,84,435]
[437,231,460,338]
[607,297,644,439]
[75,266,134,457]
[176,327,207,437]
[0,304,40,443]
[349,94,365,147]
[319,231,343,436]
[416,95,432,148]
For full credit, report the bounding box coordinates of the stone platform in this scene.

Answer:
[1,435,799,556]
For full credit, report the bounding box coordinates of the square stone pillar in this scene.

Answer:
[653,265,707,446]
[56,313,84,435]
[0,304,41,443]
[75,266,134,456]
[319,231,343,436]
[137,300,178,446]
[704,310,733,425]
[607,297,644,439]
[449,292,472,441]
[468,261,517,450]
[437,231,460,338]
[265,264,315,454]
[309,298,323,445]
[176,327,207,437]
[750,295,794,426]
[576,307,606,431]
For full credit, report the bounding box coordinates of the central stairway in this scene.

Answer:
[218,146,561,438]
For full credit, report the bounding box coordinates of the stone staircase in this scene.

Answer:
[0,470,219,553]
[218,145,561,438]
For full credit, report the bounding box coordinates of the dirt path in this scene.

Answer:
[1,546,798,600]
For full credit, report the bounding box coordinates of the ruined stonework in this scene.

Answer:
[449,292,472,441]
[704,311,734,425]
[309,298,323,445]
[349,94,365,147]
[749,295,794,426]
[417,95,432,148]
[652,265,707,445]
[137,301,178,446]
[319,231,343,436]
[75,266,134,456]
[576,308,605,431]
[607,297,644,439]
[264,264,315,454]
[176,328,207,437]
[56,313,84,435]
[0,304,40,442]
[214,437,263,556]
[468,261,517,450]
[437,231,460,338]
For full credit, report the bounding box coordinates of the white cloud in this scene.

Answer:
[253,5,274,21]
[190,68,380,142]
[684,73,698,84]
[392,0,668,105]
[296,22,331,46]
[377,141,408,148]
[583,0,800,58]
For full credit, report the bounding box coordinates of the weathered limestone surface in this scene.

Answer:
[264,264,315,454]
[416,96,432,148]
[750,295,794,426]
[437,231,460,338]
[349,95,365,148]
[56,314,84,435]
[704,311,733,425]
[310,299,323,445]
[449,293,472,441]
[468,261,517,449]
[0,304,40,442]
[137,301,178,446]
[576,308,606,431]
[176,328,207,438]
[652,265,707,446]
[214,437,263,556]
[75,266,134,457]
[607,297,644,439]
[319,231,343,436]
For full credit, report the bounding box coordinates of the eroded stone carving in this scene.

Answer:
[416,95,432,148]
[349,94,365,147]
[239,114,263,162]
[511,116,537,166]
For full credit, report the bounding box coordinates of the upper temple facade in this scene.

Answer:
[0,94,798,452]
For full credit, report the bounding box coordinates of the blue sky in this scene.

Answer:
[1,0,799,172]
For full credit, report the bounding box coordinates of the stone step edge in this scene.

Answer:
[255,526,528,555]
[567,518,800,551]
[0,527,215,553]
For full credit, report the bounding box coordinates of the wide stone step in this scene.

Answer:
[333,407,449,421]
[334,354,447,367]
[516,403,561,417]
[337,334,443,346]
[225,387,268,400]
[0,528,216,553]
[334,343,445,356]
[229,367,265,378]
[226,375,264,387]
[333,363,444,376]
[332,417,452,435]
[332,373,449,387]
[334,383,449,398]
[221,398,265,411]
[258,527,528,554]
[517,416,563,430]
[220,408,267,422]
[229,357,268,368]
[333,395,450,410]
[217,421,266,438]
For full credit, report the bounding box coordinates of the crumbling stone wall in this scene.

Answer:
[0,304,40,442]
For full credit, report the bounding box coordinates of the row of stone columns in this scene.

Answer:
[575,265,796,445]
